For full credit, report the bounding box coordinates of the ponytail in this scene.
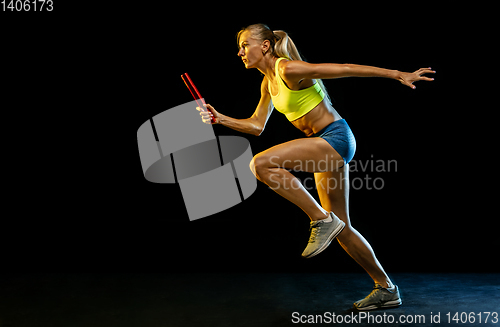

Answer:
[237,24,331,105]
[272,30,302,61]
[273,29,332,105]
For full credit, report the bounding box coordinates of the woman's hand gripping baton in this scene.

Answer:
[181,73,216,124]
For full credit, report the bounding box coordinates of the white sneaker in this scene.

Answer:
[353,284,402,310]
[301,212,345,258]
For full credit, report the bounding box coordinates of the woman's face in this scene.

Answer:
[237,31,266,69]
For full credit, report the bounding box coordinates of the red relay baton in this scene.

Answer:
[181,73,216,124]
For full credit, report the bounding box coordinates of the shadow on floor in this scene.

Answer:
[1,273,499,327]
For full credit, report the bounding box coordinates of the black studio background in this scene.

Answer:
[1,3,493,274]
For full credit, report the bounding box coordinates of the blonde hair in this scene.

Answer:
[237,24,331,104]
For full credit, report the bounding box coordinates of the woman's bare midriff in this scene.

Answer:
[291,100,343,136]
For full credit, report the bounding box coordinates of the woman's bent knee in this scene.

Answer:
[249,153,268,178]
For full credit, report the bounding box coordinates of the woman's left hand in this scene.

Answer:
[398,68,435,89]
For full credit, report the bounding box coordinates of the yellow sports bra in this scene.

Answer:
[269,57,325,121]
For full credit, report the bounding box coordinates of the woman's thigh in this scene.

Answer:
[252,137,344,173]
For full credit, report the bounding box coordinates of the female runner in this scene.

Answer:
[197,23,434,310]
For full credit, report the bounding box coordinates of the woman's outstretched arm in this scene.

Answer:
[282,60,435,89]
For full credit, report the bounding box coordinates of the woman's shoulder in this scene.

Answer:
[276,57,290,71]
[275,57,292,82]
[277,58,312,87]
